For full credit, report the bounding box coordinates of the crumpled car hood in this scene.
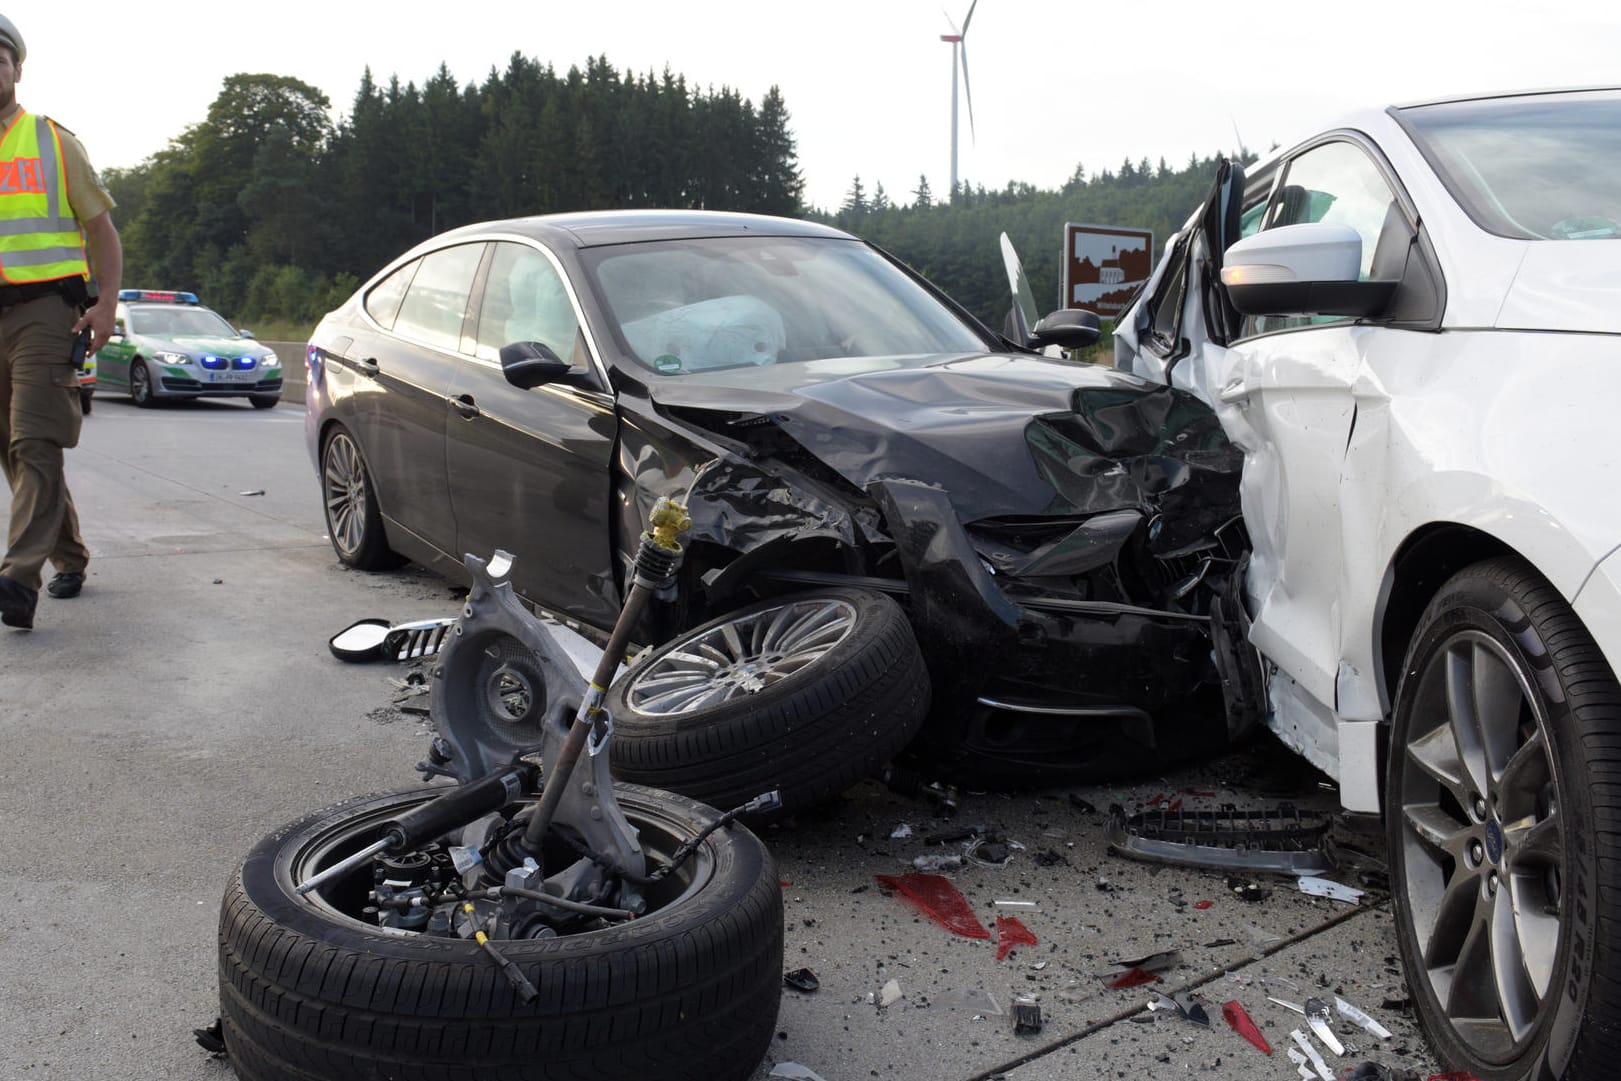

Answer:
[646,351,1241,547]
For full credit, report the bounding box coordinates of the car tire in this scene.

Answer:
[219,785,783,1081]
[129,359,156,408]
[79,388,92,414]
[249,395,278,410]
[607,587,931,818]
[1387,557,1621,1081]
[320,427,402,571]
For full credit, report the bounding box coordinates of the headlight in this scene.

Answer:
[156,351,191,364]
[261,351,280,366]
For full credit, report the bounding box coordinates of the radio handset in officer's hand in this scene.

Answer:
[69,327,91,368]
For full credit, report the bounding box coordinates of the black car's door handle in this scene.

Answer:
[355,357,379,377]
[449,394,480,419]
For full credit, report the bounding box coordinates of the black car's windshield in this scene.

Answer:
[132,306,240,338]
[1401,90,1621,240]
[579,235,990,375]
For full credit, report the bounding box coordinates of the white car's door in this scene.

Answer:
[1221,138,1413,768]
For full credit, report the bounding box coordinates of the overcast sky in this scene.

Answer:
[20,0,1621,215]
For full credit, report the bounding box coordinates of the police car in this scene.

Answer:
[92,290,282,409]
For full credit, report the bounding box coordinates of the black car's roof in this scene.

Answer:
[431,209,854,250]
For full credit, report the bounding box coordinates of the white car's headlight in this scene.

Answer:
[157,351,191,364]
[261,352,280,366]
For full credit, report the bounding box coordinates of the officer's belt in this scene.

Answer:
[0,277,86,309]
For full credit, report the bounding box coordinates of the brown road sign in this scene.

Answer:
[1064,223,1154,319]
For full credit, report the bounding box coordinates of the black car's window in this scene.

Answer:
[473,243,581,365]
[580,235,988,375]
[393,244,486,352]
[1244,141,1400,336]
[365,258,418,330]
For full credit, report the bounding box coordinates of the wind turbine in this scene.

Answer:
[940,0,978,197]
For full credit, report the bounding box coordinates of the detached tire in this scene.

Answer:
[1387,558,1621,1081]
[219,785,783,1081]
[607,587,930,817]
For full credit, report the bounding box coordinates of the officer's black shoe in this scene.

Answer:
[0,574,37,629]
[46,572,84,599]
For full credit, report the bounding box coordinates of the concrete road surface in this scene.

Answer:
[0,396,1444,1080]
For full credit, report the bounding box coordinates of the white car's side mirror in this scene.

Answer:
[1221,223,1395,317]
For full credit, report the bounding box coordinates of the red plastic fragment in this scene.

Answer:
[1106,967,1160,989]
[1194,899,1214,910]
[1221,1000,1272,1055]
[874,873,990,939]
[995,915,1038,961]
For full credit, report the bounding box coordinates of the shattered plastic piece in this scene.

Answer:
[1106,802,1333,874]
[1303,997,1344,1055]
[238,489,265,496]
[1296,876,1365,904]
[193,1018,226,1056]
[769,1064,830,1081]
[1221,1000,1272,1054]
[994,898,1037,908]
[784,968,819,993]
[874,873,990,939]
[878,979,902,1007]
[1107,967,1160,989]
[995,915,1038,961]
[1227,876,1269,902]
[1287,1047,1318,1080]
[1289,1030,1335,1081]
[966,836,1021,866]
[890,823,914,839]
[1194,899,1214,910]
[1105,950,1181,975]
[1012,998,1043,1034]
[1171,991,1211,1027]
[912,853,966,873]
[1335,995,1393,1039]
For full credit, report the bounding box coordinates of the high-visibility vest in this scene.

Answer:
[0,111,90,285]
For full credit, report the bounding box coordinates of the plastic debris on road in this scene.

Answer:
[1296,876,1365,903]
[1289,1029,1335,1081]
[1335,994,1393,1039]
[995,915,1038,961]
[874,872,990,939]
[769,1064,830,1081]
[1103,949,1180,989]
[878,979,902,1007]
[783,967,819,993]
[1107,801,1333,874]
[1221,1000,1272,1054]
[1012,997,1042,1034]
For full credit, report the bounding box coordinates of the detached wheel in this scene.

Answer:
[219,785,783,1081]
[129,359,156,407]
[320,427,402,570]
[607,587,930,817]
[1387,558,1621,1080]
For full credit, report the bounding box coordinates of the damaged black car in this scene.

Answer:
[305,211,1259,813]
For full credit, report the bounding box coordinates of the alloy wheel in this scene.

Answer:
[323,434,369,558]
[624,597,857,714]
[1394,628,1563,1061]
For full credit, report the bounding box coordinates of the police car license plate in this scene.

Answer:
[207,371,249,383]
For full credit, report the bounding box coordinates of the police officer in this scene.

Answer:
[0,13,121,629]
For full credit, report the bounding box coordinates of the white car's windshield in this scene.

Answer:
[133,306,241,338]
[579,235,990,375]
[1401,90,1621,240]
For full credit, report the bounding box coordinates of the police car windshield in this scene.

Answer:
[132,306,239,339]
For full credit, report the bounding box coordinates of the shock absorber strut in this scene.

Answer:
[510,497,690,861]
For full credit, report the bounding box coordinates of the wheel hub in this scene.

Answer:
[1484,819,1505,864]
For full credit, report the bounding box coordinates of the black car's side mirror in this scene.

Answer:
[1031,308,1102,351]
[500,341,571,389]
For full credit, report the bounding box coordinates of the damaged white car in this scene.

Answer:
[1113,87,1621,1081]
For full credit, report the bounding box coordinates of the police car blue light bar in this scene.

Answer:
[118,289,200,304]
